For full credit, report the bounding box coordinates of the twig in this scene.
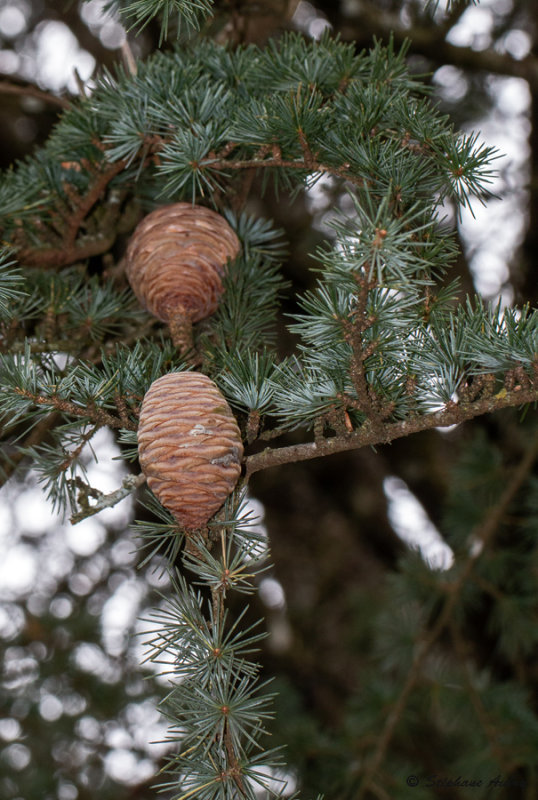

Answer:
[346,273,384,429]
[184,519,249,794]
[121,39,137,76]
[0,79,70,110]
[18,229,119,269]
[70,472,146,524]
[203,152,366,189]
[60,423,101,473]
[245,386,538,477]
[16,158,127,268]
[223,719,247,796]
[114,392,132,429]
[14,387,136,430]
[65,160,127,250]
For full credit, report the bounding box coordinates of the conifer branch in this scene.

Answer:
[223,718,247,796]
[356,432,538,797]
[157,485,275,796]
[6,121,368,272]
[14,387,136,430]
[60,423,101,473]
[64,160,127,249]
[346,273,386,431]
[16,159,128,269]
[246,386,538,476]
[202,148,366,189]
[2,28,532,796]
[141,131,367,193]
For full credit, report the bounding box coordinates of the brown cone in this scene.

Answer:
[125,203,240,323]
[138,372,244,530]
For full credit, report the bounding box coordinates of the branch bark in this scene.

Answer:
[15,388,137,431]
[16,159,128,268]
[245,386,538,477]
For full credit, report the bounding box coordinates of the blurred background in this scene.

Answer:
[0,1,536,798]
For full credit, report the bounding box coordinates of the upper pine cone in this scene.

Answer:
[125,203,240,323]
[137,372,244,530]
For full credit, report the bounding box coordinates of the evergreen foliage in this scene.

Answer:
[2,1,538,799]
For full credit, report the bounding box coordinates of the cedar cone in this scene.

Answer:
[137,372,244,530]
[125,203,240,324]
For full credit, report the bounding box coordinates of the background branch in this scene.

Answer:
[0,79,71,110]
[339,1,538,88]
[356,430,538,798]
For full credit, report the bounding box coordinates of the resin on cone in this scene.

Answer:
[125,203,240,323]
[138,372,244,529]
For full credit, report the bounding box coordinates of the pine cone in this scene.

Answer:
[137,372,244,530]
[125,203,240,324]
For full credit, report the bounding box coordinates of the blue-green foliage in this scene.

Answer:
[3,19,537,800]
[0,35,495,237]
[97,0,214,40]
[0,34,505,440]
[0,248,26,320]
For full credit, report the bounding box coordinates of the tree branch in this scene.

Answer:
[245,386,538,477]
[15,159,128,269]
[0,79,71,110]
[203,150,366,189]
[9,129,366,270]
[346,273,386,429]
[14,388,137,430]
